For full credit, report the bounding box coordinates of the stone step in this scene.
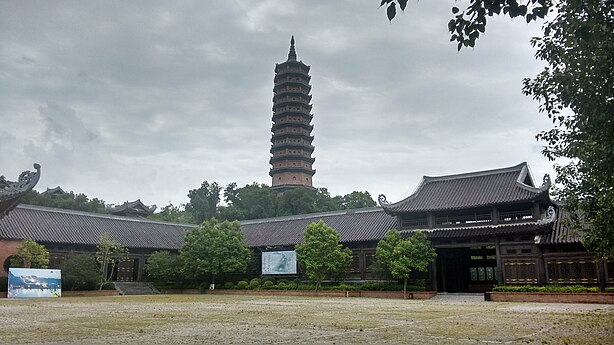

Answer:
[114,282,160,295]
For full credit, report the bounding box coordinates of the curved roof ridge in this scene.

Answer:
[423,162,527,182]
[380,162,527,209]
[240,206,384,225]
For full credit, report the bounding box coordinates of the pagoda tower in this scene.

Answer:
[269,37,316,190]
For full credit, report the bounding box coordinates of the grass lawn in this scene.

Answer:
[0,294,612,344]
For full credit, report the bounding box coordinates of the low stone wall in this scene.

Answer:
[206,289,436,299]
[0,290,120,298]
[162,289,200,294]
[484,292,614,304]
[62,290,121,297]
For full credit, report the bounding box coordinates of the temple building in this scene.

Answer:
[1,162,610,291]
[269,37,316,190]
[109,200,156,218]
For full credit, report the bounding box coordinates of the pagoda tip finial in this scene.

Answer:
[288,36,297,61]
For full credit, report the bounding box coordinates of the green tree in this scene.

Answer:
[380,0,551,49]
[220,182,279,221]
[278,187,318,215]
[295,221,352,290]
[149,203,194,224]
[314,188,344,212]
[522,1,614,263]
[342,191,376,209]
[374,229,402,278]
[382,1,613,262]
[145,250,183,286]
[180,219,251,285]
[185,181,222,223]
[10,239,49,268]
[376,230,436,297]
[22,190,108,214]
[95,233,129,290]
[60,252,99,291]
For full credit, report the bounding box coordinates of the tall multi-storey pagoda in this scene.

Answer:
[269,37,316,190]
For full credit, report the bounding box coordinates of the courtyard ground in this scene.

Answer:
[0,294,612,344]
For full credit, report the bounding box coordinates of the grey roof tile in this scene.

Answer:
[380,162,551,213]
[0,205,397,250]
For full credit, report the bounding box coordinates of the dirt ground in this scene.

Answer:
[0,294,612,344]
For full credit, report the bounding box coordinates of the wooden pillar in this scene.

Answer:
[430,256,438,291]
[535,245,546,285]
[532,202,541,221]
[495,238,504,285]
[491,206,499,225]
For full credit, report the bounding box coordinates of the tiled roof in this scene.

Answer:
[536,207,583,245]
[401,222,552,239]
[0,205,396,250]
[0,205,194,250]
[380,162,551,213]
[241,208,397,247]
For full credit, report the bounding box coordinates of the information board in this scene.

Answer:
[7,268,62,298]
[261,251,297,275]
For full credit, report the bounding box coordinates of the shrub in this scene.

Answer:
[275,282,288,290]
[101,282,116,290]
[248,278,261,290]
[236,280,249,290]
[605,287,614,293]
[492,285,600,293]
[223,282,235,289]
[262,280,274,289]
[60,252,99,291]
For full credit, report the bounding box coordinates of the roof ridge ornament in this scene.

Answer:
[0,163,41,220]
[537,205,556,225]
[378,194,390,206]
[540,174,552,190]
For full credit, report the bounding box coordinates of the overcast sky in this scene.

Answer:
[1,1,558,209]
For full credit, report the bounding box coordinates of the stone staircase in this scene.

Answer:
[113,282,160,295]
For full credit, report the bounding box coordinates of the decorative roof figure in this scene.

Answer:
[0,164,41,220]
[269,37,316,190]
[108,199,156,218]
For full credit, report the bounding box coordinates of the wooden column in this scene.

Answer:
[495,238,504,285]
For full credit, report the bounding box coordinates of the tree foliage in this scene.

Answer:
[95,233,129,290]
[185,181,222,224]
[10,239,49,269]
[295,221,353,290]
[375,230,436,297]
[148,203,192,223]
[60,252,99,291]
[22,190,107,214]
[522,0,613,260]
[179,219,251,284]
[145,250,183,285]
[382,1,614,260]
[380,0,551,50]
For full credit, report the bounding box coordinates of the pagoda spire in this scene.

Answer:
[287,36,297,61]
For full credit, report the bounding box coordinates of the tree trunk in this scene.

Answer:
[403,278,407,299]
[598,260,606,292]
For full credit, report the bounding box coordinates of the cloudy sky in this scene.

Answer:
[1,1,557,209]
